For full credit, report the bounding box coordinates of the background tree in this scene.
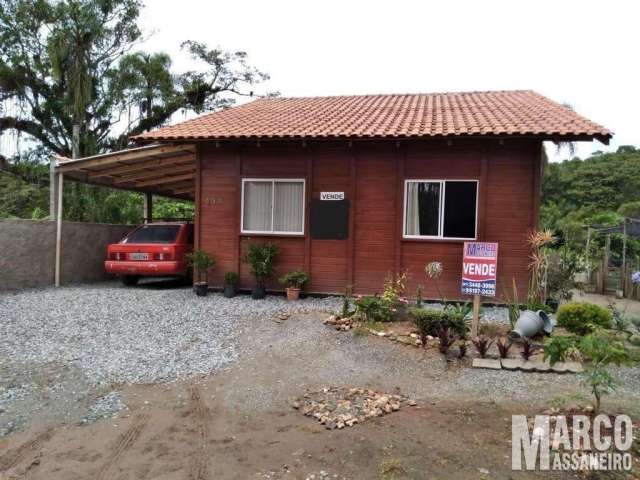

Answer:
[541,145,640,266]
[0,0,143,157]
[0,0,269,158]
[0,0,269,223]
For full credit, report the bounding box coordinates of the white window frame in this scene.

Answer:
[402,179,479,241]
[241,178,306,235]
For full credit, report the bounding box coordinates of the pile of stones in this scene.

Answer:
[291,386,415,430]
[323,315,353,331]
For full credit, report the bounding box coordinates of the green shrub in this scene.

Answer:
[544,330,636,412]
[381,271,408,306]
[409,307,446,346]
[244,242,279,287]
[354,296,393,322]
[186,250,215,283]
[444,302,471,339]
[224,271,238,286]
[557,302,613,335]
[409,306,469,339]
[279,271,309,289]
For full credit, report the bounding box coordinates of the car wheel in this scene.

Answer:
[122,275,140,286]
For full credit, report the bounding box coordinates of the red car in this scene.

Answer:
[105,221,194,285]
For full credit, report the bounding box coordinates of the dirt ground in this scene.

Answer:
[0,309,638,479]
[574,290,640,318]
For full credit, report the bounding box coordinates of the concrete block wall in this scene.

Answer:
[0,219,133,290]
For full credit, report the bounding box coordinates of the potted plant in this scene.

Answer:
[223,272,238,298]
[279,271,309,301]
[244,242,279,299]
[187,249,215,296]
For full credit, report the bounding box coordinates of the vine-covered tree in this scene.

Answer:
[0,0,269,158]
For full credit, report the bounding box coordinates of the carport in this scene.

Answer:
[51,143,196,286]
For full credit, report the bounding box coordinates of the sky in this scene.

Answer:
[1,0,637,161]
[137,0,639,161]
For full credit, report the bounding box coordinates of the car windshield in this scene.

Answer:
[123,225,180,244]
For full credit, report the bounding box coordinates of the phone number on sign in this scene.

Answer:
[462,286,496,296]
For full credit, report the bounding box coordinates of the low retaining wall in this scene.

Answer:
[0,219,132,290]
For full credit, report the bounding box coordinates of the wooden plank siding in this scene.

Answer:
[197,138,540,301]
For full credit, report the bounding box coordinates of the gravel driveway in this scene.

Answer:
[1,282,639,439]
[0,281,340,435]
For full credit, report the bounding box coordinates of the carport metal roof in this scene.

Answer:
[54,143,196,200]
[51,143,196,288]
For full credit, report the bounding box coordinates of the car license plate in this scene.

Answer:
[129,252,149,261]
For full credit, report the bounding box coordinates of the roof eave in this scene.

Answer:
[132,132,613,145]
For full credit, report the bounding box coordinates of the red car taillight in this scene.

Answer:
[154,251,174,261]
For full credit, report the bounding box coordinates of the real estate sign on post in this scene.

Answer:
[461,242,498,297]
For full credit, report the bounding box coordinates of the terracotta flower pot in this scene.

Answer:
[286,287,301,301]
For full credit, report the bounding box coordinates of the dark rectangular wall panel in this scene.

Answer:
[310,199,349,239]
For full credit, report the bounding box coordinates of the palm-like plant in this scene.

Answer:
[526,230,557,305]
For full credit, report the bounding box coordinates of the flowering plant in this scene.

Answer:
[632,271,640,285]
[425,262,443,279]
[381,271,409,306]
[425,261,445,302]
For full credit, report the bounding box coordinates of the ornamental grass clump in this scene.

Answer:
[496,337,512,359]
[556,302,613,335]
[437,327,457,354]
[471,335,494,358]
[457,341,467,359]
[520,338,542,361]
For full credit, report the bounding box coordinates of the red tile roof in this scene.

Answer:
[134,90,612,143]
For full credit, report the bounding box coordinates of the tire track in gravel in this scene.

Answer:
[94,413,150,480]
[189,384,210,480]
[0,429,54,472]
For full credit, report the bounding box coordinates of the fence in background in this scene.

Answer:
[0,219,132,290]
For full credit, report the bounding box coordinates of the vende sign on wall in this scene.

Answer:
[461,242,498,297]
[320,192,345,201]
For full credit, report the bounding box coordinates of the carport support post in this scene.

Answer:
[143,193,153,223]
[54,171,64,287]
[49,157,59,220]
